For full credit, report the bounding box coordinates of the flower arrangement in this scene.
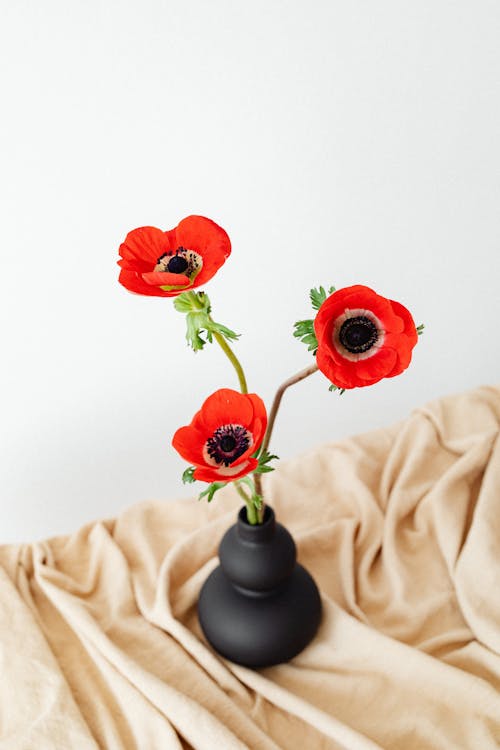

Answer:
[118,215,422,526]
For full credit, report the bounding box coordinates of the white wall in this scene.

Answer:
[1,0,499,543]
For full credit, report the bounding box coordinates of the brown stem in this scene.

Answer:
[255,362,319,521]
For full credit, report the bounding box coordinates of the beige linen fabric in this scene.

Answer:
[1,385,500,749]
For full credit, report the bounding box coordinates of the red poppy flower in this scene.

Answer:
[172,389,267,483]
[118,215,231,297]
[314,285,418,389]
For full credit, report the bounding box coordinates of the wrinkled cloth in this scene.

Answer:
[1,386,500,750]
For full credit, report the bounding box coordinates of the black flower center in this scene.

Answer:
[220,435,236,452]
[206,424,250,467]
[339,316,379,353]
[167,255,189,274]
[155,246,201,278]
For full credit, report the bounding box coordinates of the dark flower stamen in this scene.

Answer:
[167,255,189,274]
[220,435,237,452]
[339,316,379,354]
[155,246,201,278]
[206,424,251,466]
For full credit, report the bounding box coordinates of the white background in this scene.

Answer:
[1,1,499,543]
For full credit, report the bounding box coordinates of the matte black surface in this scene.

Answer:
[198,506,322,668]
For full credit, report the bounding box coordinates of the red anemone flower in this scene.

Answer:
[118,215,231,297]
[314,285,418,389]
[172,389,267,483]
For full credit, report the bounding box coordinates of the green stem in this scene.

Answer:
[212,329,248,394]
[235,482,258,524]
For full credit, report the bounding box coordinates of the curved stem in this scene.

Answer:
[254,362,319,521]
[235,481,258,524]
[212,331,248,394]
[262,362,319,457]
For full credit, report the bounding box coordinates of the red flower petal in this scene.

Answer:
[247,393,268,428]
[141,271,191,288]
[340,290,399,332]
[198,388,255,433]
[119,226,171,265]
[171,425,206,465]
[315,347,358,389]
[314,285,419,389]
[227,418,267,468]
[118,216,231,297]
[117,257,152,273]
[318,342,397,388]
[193,457,258,483]
[118,269,172,297]
[247,415,265,452]
[175,215,230,256]
[384,337,414,376]
[174,215,231,288]
[389,300,418,344]
[315,286,402,337]
[349,347,397,381]
[172,389,267,484]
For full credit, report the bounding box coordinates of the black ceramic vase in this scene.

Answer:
[198,506,322,668]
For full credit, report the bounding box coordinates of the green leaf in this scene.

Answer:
[173,294,195,314]
[252,493,263,510]
[293,319,315,337]
[185,312,208,351]
[208,320,240,343]
[254,448,279,474]
[309,285,336,311]
[293,319,318,354]
[259,448,279,465]
[182,466,196,484]
[417,323,425,336]
[174,291,240,352]
[309,286,327,311]
[175,292,210,351]
[174,291,210,315]
[198,481,227,503]
[329,383,346,395]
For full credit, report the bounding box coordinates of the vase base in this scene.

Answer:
[198,563,322,668]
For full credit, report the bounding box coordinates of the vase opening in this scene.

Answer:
[239,505,272,525]
[238,505,275,542]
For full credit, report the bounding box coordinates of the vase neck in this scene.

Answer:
[237,506,275,543]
